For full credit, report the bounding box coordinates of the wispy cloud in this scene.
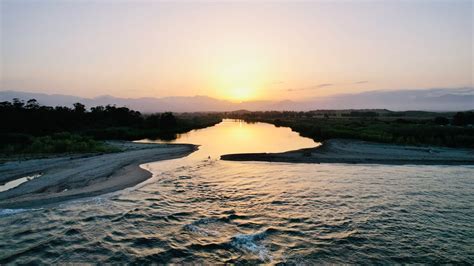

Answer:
[314,83,333,88]
[287,81,369,92]
[287,83,333,92]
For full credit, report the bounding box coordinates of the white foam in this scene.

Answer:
[0,208,32,216]
[231,232,272,262]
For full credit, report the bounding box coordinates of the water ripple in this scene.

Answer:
[1,162,473,263]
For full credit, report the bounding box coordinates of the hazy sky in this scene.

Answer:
[1,0,472,101]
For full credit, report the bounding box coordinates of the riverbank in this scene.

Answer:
[221,139,474,165]
[0,141,197,208]
[227,111,474,148]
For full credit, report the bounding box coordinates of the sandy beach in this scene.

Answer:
[0,141,197,208]
[221,139,474,165]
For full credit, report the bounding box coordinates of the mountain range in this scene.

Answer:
[1,88,473,112]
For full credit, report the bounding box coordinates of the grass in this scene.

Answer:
[0,133,120,155]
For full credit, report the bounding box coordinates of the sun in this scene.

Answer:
[229,87,254,102]
[211,60,264,102]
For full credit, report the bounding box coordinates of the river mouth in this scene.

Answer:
[0,120,473,264]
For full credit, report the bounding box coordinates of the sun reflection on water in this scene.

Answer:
[140,119,319,159]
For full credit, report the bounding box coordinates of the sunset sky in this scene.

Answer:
[1,0,472,101]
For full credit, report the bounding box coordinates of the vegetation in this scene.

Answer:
[1,98,221,155]
[3,98,472,154]
[1,133,119,155]
[227,110,474,148]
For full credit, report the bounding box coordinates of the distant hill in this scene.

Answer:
[1,87,473,112]
[0,91,234,112]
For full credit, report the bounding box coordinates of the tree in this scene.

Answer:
[12,98,24,109]
[73,102,86,113]
[26,99,40,109]
[160,112,177,127]
[452,112,466,126]
[434,116,449,125]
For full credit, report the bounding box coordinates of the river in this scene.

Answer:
[0,120,473,263]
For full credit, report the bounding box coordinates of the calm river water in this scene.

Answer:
[0,120,473,263]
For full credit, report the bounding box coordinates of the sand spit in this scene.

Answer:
[0,141,197,208]
[221,139,474,165]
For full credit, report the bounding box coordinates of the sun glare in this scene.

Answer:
[212,60,265,102]
[229,87,253,102]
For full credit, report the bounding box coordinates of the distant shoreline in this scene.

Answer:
[0,141,197,209]
[221,139,474,165]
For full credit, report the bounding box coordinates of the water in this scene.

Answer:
[0,174,42,192]
[139,119,319,159]
[0,120,473,263]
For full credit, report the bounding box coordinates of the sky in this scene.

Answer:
[1,0,472,102]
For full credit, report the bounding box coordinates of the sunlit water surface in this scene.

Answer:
[0,120,473,263]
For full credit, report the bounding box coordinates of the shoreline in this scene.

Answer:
[2,138,473,209]
[221,139,474,165]
[0,141,197,209]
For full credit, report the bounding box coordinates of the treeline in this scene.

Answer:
[451,111,474,126]
[228,111,474,148]
[1,98,221,154]
[341,111,379,117]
